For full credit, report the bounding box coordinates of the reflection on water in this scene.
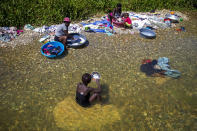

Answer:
[0,12,197,130]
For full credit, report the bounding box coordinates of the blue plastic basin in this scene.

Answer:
[41,41,64,58]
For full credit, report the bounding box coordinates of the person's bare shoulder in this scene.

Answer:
[77,82,83,90]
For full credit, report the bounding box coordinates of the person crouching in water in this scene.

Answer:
[76,73,102,107]
[123,13,132,29]
[54,17,71,47]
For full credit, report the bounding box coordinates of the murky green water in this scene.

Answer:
[0,12,197,130]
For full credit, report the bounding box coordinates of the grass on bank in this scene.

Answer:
[0,0,196,27]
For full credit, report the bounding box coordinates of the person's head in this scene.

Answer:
[63,17,71,27]
[124,13,129,18]
[117,3,122,10]
[82,73,92,85]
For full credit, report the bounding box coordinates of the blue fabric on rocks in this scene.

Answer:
[81,20,113,33]
[157,57,181,78]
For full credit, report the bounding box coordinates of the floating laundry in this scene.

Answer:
[157,57,181,78]
[140,57,181,78]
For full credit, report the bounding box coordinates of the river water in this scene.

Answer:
[0,12,197,130]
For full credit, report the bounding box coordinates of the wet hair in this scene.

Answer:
[82,73,92,85]
[117,3,122,7]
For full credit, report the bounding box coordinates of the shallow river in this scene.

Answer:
[0,12,197,130]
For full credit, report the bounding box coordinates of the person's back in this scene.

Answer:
[76,83,91,107]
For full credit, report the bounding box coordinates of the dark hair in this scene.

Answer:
[117,3,122,7]
[124,13,129,17]
[82,73,91,85]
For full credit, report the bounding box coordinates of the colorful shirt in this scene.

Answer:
[124,17,132,24]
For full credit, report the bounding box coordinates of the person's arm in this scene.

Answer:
[87,87,94,92]
[87,79,101,93]
[123,17,127,23]
[64,28,73,39]
[64,25,73,38]
[113,8,116,16]
[64,28,69,36]
[93,79,101,93]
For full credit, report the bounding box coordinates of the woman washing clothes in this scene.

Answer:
[54,17,71,47]
[107,3,122,24]
[113,3,122,18]
[76,73,102,107]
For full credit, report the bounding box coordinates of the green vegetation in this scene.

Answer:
[0,0,196,27]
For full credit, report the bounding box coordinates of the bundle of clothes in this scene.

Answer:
[140,57,181,78]
[42,44,62,56]
[0,27,23,42]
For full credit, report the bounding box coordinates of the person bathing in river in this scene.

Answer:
[54,17,71,47]
[76,73,102,107]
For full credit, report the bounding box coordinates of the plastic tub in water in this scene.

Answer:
[41,41,64,58]
[67,33,87,48]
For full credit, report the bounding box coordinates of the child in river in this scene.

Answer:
[76,73,102,107]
